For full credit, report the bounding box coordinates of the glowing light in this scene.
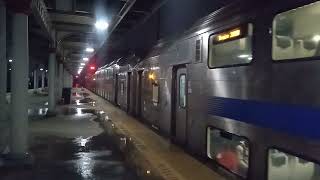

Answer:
[80,63,85,66]
[9,68,11,71]
[85,47,94,53]
[95,20,109,31]
[217,29,241,42]
[238,54,250,58]
[83,57,89,61]
[76,75,79,78]
[230,29,241,38]
[90,66,95,70]
[313,35,320,42]
[148,73,155,80]
[146,170,151,174]
[40,68,44,71]
[8,59,12,63]
[93,78,96,81]
[45,70,48,72]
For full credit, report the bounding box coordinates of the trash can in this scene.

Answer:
[62,88,71,104]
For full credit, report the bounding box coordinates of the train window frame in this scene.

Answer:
[207,23,254,69]
[272,1,320,62]
[267,147,320,180]
[178,74,187,109]
[206,126,251,179]
[152,81,160,104]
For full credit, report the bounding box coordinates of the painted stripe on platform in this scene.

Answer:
[208,96,320,140]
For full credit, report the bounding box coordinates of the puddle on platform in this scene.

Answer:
[73,98,96,107]
[28,108,49,120]
[0,133,139,180]
[60,107,96,116]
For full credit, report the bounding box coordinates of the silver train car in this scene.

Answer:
[88,0,320,179]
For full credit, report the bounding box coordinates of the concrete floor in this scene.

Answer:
[85,89,225,180]
[0,89,140,180]
[0,88,225,180]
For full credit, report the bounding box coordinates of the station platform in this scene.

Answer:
[84,88,225,180]
[0,88,224,180]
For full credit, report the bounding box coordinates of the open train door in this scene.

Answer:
[172,66,187,145]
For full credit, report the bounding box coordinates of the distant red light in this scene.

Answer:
[90,66,95,70]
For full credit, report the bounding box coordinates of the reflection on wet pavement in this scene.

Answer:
[0,133,139,180]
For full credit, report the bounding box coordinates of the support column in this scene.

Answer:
[48,51,56,112]
[59,63,63,98]
[41,70,45,89]
[70,74,73,88]
[0,1,7,122]
[33,69,37,90]
[10,13,29,156]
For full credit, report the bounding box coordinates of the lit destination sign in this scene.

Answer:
[215,28,242,42]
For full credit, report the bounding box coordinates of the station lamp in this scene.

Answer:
[8,59,12,63]
[95,19,109,31]
[80,63,85,66]
[313,35,320,42]
[85,47,94,53]
[83,57,89,61]
[40,68,44,71]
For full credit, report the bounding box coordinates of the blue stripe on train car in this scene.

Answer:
[208,96,320,140]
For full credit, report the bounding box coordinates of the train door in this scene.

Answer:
[172,66,187,145]
[114,74,118,105]
[127,72,131,113]
[137,71,143,117]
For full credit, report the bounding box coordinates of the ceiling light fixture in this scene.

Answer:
[83,57,89,61]
[85,47,94,53]
[313,35,320,42]
[40,68,43,71]
[95,20,109,31]
[80,63,85,66]
[8,59,12,62]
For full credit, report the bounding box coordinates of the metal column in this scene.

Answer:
[48,51,56,112]
[10,13,29,155]
[33,70,37,90]
[59,63,63,98]
[41,71,45,89]
[0,2,7,122]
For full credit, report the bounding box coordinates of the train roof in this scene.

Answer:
[141,0,258,60]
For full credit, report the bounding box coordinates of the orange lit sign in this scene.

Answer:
[216,29,241,42]
[148,73,155,80]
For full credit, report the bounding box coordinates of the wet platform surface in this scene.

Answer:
[84,89,225,180]
[1,88,224,180]
[0,90,140,180]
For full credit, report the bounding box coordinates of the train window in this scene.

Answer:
[207,127,249,178]
[268,149,320,180]
[273,1,320,60]
[179,74,186,108]
[152,83,159,104]
[208,24,253,68]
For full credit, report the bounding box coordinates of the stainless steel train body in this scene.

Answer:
[89,0,320,179]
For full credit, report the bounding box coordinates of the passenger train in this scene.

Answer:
[86,0,320,179]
